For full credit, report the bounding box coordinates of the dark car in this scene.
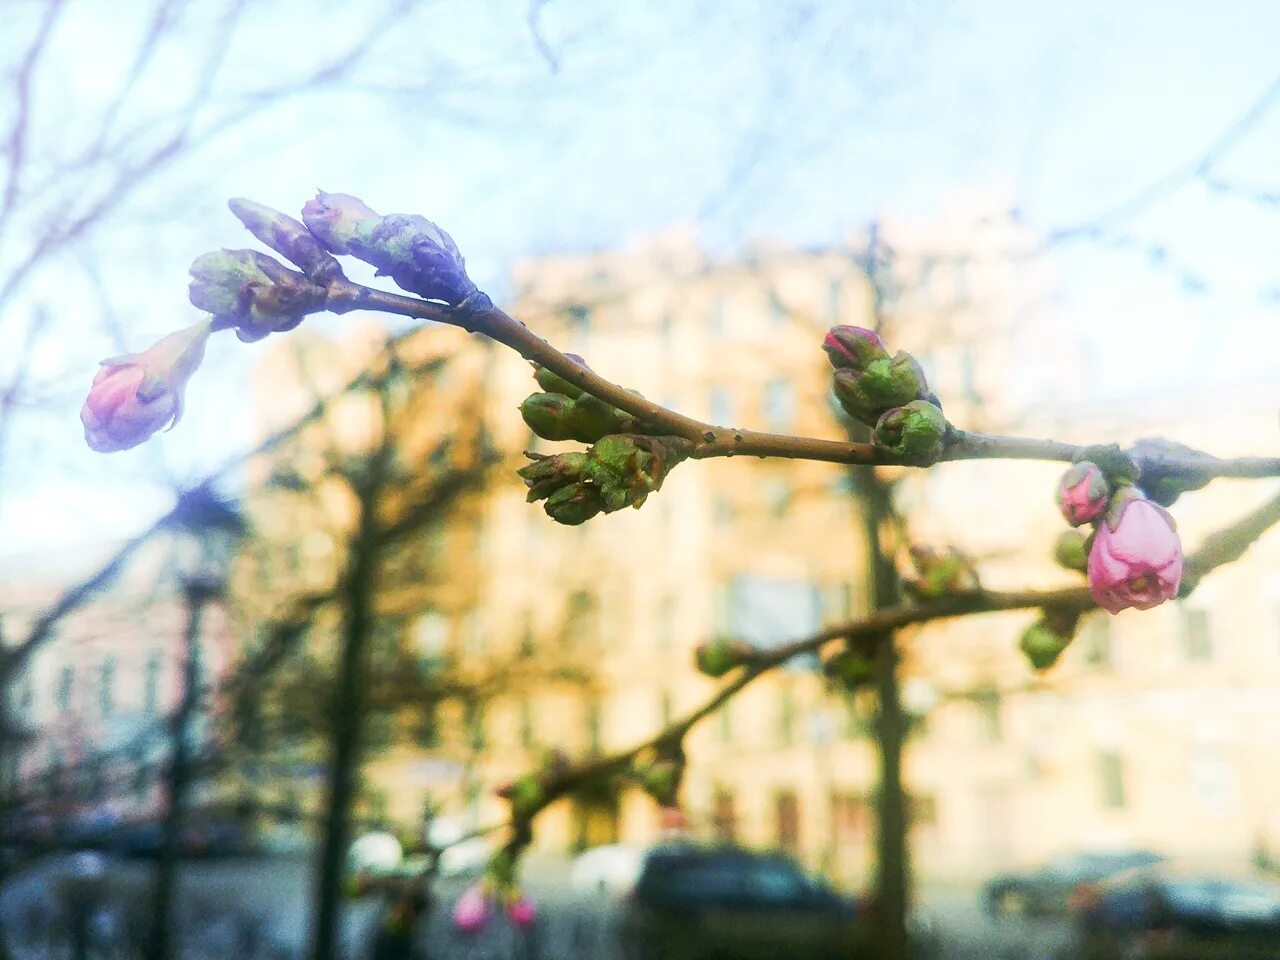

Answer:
[986,848,1165,916]
[1074,866,1280,959]
[616,843,903,960]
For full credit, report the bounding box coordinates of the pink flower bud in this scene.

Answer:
[451,885,491,934]
[1057,461,1109,526]
[80,319,212,453]
[507,894,537,928]
[1087,489,1183,614]
[301,191,382,255]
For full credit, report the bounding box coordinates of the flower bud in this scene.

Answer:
[303,192,478,305]
[1088,487,1183,614]
[228,198,342,282]
[300,191,381,254]
[507,894,537,928]
[872,400,948,465]
[904,545,979,598]
[1057,461,1109,526]
[822,325,890,370]
[517,452,588,502]
[451,885,491,934]
[188,249,325,342]
[81,318,213,452]
[638,760,682,806]
[564,394,636,443]
[1130,437,1211,507]
[532,354,590,399]
[583,434,690,511]
[505,775,545,819]
[694,637,754,678]
[1053,530,1090,572]
[542,483,606,526]
[519,392,576,441]
[1018,606,1082,671]
[823,648,875,692]
[832,352,932,426]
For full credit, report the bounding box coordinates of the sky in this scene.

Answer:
[1,0,1278,562]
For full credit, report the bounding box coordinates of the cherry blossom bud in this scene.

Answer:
[823,648,875,692]
[1088,488,1183,614]
[1130,437,1212,507]
[517,452,588,502]
[532,354,591,399]
[507,894,537,928]
[542,483,606,526]
[822,325,890,370]
[832,352,932,426]
[81,318,212,452]
[188,249,325,342]
[451,886,491,934]
[519,392,576,441]
[872,400,948,465]
[1018,606,1082,671]
[694,637,754,678]
[583,434,691,511]
[504,774,545,819]
[300,191,381,254]
[1057,461,1109,526]
[1053,530,1090,572]
[228,198,342,282]
[564,394,637,443]
[905,545,980,598]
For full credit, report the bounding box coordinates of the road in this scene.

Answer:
[0,854,1079,959]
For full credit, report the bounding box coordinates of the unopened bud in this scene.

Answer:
[532,355,591,399]
[564,394,636,443]
[1057,461,1109,526]
[517,452,588,502]
[694,638,754,678]
[1053,530,1090,572]
[832,352,932,425]
[1130,437,1211,507]
[904,545,979,598]
[583,434,690,511]
[823,648,875,692]
[872,400,948,465]
[542,483,605,525]
[300,191,381,254]
[1018,607,1082,671]
[506,775,545,818]
[228,198,342,282]
[519,393,576,441]
[823,326,890,370]
[188,249,326,342]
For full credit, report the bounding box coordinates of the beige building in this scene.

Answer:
[243,223,1279,889]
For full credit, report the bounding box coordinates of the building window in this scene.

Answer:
[778,687,796,747]
[100,657,116,717]
[1180,605,1213,662]
[775,790,800,853]
[1189,741,1234,816]
[56,666,74,713]
[762,378,795,432]
[144,652,162,714]
[1098,750,1126,809]
[709,385,735,425]
[712,787,737,841]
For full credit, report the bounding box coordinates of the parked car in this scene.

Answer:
[985,848,1165,916]
[1074,865,1280,959]
[617,843,870,960]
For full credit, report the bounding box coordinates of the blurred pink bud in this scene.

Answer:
[451,885,491,934]
[1087,490,1183,614]
[507,894,537,928]
[1057,461,1109,526]
[80,319,212,453]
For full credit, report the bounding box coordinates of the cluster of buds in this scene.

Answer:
[520,356,645,442]
[694,636,756,678]
[903,544,980,600]
[517,434,691,525]
[1018,605,1083,671]
[188,249,326,343]
[1054,445,1184,616]
[494,749,571,819]
[302,191,482,306]
[451,883,536,934]
[823,326,947,465]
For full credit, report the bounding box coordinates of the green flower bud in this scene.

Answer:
[1053,530,1090,573]
[639,761,681,806]
[228,198,342,282]
[831,368,885,425]
[823,326,890,370]
[542,483,605,525]
[694,638,752,678]
[823,648,875,692]
[564,394,635,443]
[532,354,590,399]
[872,400,948,465]
[1074,443,1138,485]
[583,435,690,512]
[857,352,930,409]
[517,452,589,502]
[1018,606,1082,672]
[519,393,576,441]
[188,249,326,342]
[507,775,545,818]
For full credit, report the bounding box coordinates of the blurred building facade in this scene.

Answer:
[239,222,1280,887]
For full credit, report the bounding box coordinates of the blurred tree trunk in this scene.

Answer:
[147,582,209,960]
[310,445,388,960]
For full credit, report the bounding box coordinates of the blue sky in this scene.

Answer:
[2,0,1278,561]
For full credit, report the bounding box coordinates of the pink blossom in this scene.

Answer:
[80,319,211,453]
[451,885,491,934]
[1057,461,1109,526]
[507,894,537,928]
[1087,491,1183,614]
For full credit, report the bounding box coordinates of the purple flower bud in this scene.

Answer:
[188,249,325,342]
[228,198,342,282]
[823,326,890,370]
[300,191,381,255]
[1057,461,1109,526]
